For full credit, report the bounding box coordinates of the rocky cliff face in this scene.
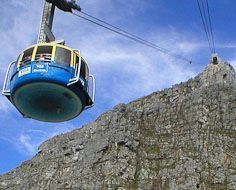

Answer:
[0,61,236,190]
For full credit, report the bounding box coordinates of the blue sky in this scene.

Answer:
[0,0,236,175]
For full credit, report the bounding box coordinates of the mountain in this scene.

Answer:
[0,61,235,190]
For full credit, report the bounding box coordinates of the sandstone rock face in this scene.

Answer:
[0,62,236,190]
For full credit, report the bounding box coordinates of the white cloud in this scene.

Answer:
[177,42,205,54]
[0,96,12,113]
[7,122,78,156]
[216,43,236,49]
[229,60,236,70]
[19,134,37,156]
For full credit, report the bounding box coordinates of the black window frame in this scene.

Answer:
[80,60,86,79]
[54,47,71,67]
[35,45,53,62]
[20,47,34,67]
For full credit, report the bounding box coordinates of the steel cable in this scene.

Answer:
[196,0,215,54]
[71,12,193,64]
[206,0,216,53]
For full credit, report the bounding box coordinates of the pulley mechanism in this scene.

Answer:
[45,0,81,13]
[211,53,220,65]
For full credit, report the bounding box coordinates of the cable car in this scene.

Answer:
[2,0,96,122]
[2,43,95,122]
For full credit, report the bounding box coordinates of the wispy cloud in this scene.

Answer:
[0,96,12,113]
[19,134,37,156]
[2,122,78,157]
[229,60,236,69]
[217,43,236,49]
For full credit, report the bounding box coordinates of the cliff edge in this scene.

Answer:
[0,61,236,190]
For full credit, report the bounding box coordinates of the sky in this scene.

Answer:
[0,0,236,175]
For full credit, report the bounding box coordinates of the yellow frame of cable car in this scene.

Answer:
[17,43,79,69]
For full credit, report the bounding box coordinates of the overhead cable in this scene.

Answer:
[196,0,215,54]
[71,12,193,64]
[206,0,215,53]
[80,11,167,52]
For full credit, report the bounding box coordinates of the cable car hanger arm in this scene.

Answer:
[38,0,81,44]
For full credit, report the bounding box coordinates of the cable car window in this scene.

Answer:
[21,47,34,67]
[75,55,80,66]
[13,55,21,73]
[80,60,86,79]
[55,47,71,67]
[85,64,89,80]
[85,64,89,91]
[35,46,53,62]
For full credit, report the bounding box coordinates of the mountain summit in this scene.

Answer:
[0,61,235,190]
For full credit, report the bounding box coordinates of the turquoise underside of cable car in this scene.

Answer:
[10,61,87,122]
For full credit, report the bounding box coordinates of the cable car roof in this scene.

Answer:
[23,43,76,52]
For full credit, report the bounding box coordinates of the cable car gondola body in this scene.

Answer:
[2,43,95,122]
[2,0,96,122]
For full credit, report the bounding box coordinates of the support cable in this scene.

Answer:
[196,0,213,54]
[196,0,216,54]
[80,11,166,52]
[71,12,192,64]
[205,0,216,53]
[200,0,213,48]
[201,0,215,53]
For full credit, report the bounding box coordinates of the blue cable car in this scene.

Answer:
[2,43,95,122]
